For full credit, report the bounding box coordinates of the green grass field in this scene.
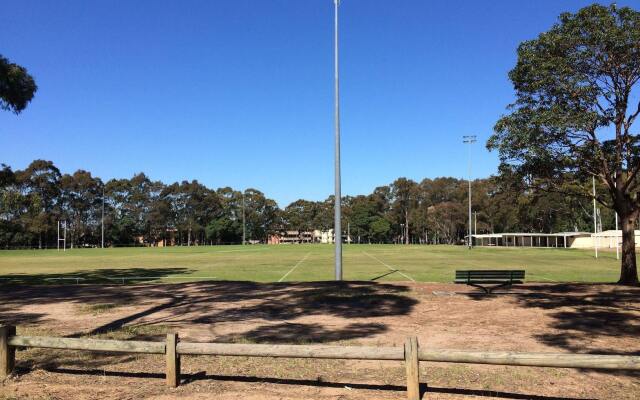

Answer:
[0,244,622,283]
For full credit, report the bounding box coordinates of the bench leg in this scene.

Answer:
[468,283,517,294]
[488,282,513,294]
[467,283,490,294]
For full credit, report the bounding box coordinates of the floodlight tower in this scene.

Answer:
[333,0,343,280]
[615,172,619,260]
[463,135,477,249]
[57,220,67,252]
[101,186,105,249]
[593,176,598,258]
[242,190,246,245]
[474,211,477,236]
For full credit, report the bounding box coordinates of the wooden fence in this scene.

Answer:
[1,326,639,400]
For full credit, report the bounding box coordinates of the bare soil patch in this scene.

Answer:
[0,281,638,399]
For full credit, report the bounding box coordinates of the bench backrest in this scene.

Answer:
[455,270,525,282]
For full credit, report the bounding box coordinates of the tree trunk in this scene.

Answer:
[619,209,639,285]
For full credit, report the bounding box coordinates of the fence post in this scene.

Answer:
[404,336,421,400]
[166,332,180,387]
[0,325,16,379]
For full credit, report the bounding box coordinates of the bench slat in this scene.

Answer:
[454,269,525,293]
[455,274,524,276]
[456,270,524,274]
[456,270,525,273]
[455,269,525,283]
[455,276,524,278]
[455,279,523,283]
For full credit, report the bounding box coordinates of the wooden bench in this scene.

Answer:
[455,270,525,294]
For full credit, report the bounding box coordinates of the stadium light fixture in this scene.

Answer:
[463,135,477,249]
[333,0,342,280]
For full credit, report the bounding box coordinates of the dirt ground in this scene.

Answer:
[0,281,638,399]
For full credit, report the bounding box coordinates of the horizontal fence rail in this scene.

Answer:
[177,342,403,360]
[8,336,165,354]
[1,326,639,400]
[418,349,640,370]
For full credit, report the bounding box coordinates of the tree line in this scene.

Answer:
[0,159,609,249]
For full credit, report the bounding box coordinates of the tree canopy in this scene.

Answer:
[488,4,640,284]
[0,55,37,114]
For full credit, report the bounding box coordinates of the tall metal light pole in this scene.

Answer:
[615,209,619,259]
[593,176,598,259]
[101,186,105,249]
[615,172,619,260]
[242,190,246,245]
[463,135,476,249]
[333,0,343,280]
[474,211,477,236]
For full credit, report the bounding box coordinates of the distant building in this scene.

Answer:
[469,231,640,248]
[574,230,640,249]
[313,229,334,244]
[469,232,591,248]
[157,228,177,247]
[267,229,353,245]
[267,234,281,245]
[133,228,178,247]
[268,230,314,245]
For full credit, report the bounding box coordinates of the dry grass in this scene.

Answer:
[1,282,638,399]
[78,303,118,315]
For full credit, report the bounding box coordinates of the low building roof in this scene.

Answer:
[593,230,640,237]
[471,232,591,238]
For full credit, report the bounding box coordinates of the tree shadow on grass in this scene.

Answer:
[15,350,140,376]
[0,267,193,327]
[0,267,194,285]
[129,281,417,343]
[4,279,419,388]
[216,322,388,344]
[0,311,47,326]
[464,283,640,376]
[0,277,417,344]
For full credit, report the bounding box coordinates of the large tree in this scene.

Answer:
[0,55,37,114]
[59,170,102,247]
[390,178,419,244]
[16,160,61,248]
[489,4,640,284]
[242,189,279,242]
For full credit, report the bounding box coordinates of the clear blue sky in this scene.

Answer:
[2,0,637,206]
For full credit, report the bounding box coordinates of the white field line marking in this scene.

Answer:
[278,252,311,282]
[363,251,416,282]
